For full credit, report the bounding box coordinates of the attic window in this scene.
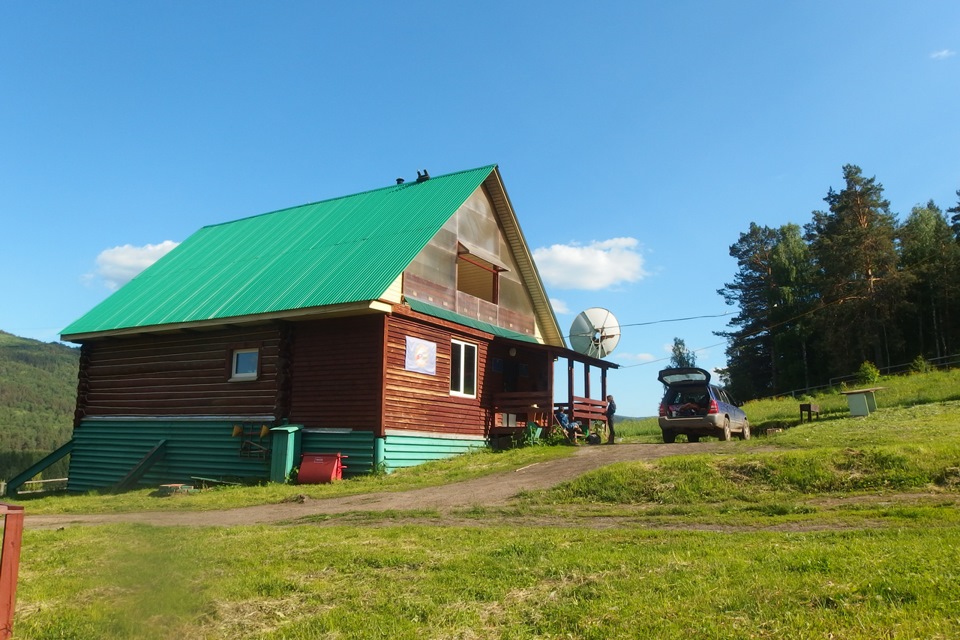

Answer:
[457,245,505,305]
[230,348,259,381]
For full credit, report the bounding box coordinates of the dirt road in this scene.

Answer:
[23,442,741,530]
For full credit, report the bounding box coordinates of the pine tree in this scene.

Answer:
[768,223,819,392]
[804,165,906,373]
[947,189,960,241]
[669,337,697,368]
[717,223,777,399]
[718,223,819,399]
[899,201,960,359]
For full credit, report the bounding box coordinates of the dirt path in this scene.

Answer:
[24,443,750,530]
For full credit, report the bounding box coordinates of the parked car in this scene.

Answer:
[657,367,750,442]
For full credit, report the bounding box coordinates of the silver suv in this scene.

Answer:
[657,368,750,442]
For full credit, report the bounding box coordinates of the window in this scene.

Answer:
[231,348,259,381]
[457,255,499,303]
[456,244,505,305]
[450,340,477,397]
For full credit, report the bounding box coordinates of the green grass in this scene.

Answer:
[14,523,960,639]
[743,367,960,430]
[7,369,960,638]
[11,444,575,516]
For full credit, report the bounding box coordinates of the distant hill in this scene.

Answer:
[0,331,78,480]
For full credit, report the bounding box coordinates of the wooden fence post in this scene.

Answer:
[1,504,25,640]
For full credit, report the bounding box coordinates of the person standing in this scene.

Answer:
[605,394,617,444]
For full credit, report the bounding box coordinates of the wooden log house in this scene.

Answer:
[54,165,617,491]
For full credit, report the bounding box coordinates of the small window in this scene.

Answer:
[450,340,477,398]
[231,348,259,381]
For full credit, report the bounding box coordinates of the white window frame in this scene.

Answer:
[450,339,477,398]
[230,348,260,381]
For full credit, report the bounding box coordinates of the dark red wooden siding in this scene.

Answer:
[76,326,282,420]
[287,316,385,431]
[385,311,491,436]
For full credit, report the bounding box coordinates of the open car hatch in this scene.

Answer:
[657,367,711,386]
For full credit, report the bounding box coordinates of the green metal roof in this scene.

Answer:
[405,298,538,343]
[63,166,497,338]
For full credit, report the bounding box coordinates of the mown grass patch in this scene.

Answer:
[13,523,960,639]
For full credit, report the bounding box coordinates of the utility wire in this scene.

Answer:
[562,311,734,341]
[613,297,848,369]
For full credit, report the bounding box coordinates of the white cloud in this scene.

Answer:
[90,240,179,290]
[931,49,956,60]
[533,237,647,290]
[550,298,570,314]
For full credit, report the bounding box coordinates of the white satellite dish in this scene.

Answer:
[569,307,621,359]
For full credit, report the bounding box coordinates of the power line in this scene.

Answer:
[561,311,734,341]
[614,297,848,368]
[619,311,735,328]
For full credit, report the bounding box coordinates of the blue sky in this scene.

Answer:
[2,2,958,417]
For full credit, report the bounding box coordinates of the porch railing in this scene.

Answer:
[556,396,609,425]
[491,391,553,427]
[493,392,608,428]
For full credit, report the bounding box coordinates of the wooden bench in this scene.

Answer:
[799,403,820,423]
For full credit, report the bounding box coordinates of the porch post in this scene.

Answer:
[566,357,575,418]
[547,354,555,410]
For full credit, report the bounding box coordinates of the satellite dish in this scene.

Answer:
[569,307,621,358]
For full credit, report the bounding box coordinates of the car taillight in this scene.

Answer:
[707,399,719,414]
[659,403,667,416]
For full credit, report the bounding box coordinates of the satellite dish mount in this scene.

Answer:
[569,308,621,359]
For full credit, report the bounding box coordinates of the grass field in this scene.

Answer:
[6,369,960,639]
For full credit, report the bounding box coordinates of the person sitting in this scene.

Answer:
[555,411,583,444]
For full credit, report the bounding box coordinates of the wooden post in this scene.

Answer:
[1,504,25,640]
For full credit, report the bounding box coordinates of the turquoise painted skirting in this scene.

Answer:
[69,421,490,491]
[383,432,486,472]
[68,418,271,492]
[299,429,375,477]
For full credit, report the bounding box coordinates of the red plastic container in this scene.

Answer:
[297,453,348,484]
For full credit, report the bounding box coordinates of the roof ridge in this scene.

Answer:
[202,164,498,230]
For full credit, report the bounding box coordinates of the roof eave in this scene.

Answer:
[482,167,565,348]
[61,300,393,342]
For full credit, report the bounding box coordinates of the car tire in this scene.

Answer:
[739,422,751,440]
[662,430,676,444]
[688,434,700,443]
[721,418,731,441]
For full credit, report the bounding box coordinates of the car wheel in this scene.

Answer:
[688,434,700,443]
[721,418,731,441]
[662,430,676,444]
[739,421,751,440]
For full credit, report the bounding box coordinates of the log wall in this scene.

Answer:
[76,326,283,421]
[287,316,385,431]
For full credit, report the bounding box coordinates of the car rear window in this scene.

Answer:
[665,386,709,405]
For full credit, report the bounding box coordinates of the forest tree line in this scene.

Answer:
[0,331,78,480]
[718,164,960,402]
